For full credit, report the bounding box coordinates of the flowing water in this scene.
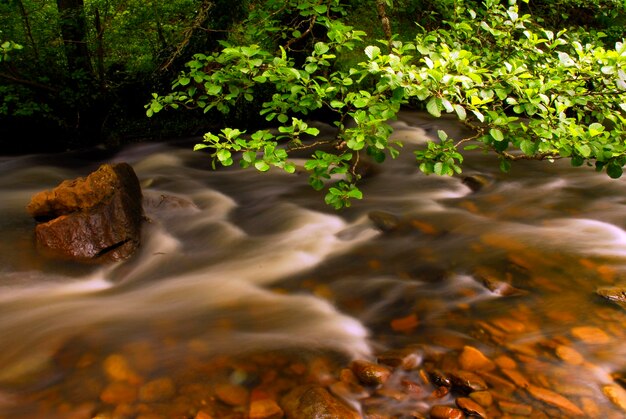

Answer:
[1,112,626,418]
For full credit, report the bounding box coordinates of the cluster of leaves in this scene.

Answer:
[149,0,626,208]
[0,39,22,62]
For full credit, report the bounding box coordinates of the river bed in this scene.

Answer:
[1,112,626,418]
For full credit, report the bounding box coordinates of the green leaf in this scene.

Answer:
[499,159,511,173]
[217,149,231,162]
[426,97,441,117]
[490,128,504,142]
[313,4,328,13]
[454,104,467,120]
[576,144,591,157]
[242,151,256,163]
[365,46,380,60]
[353,98,368,108]
[193,144,210,151]
[347,188,363,199]
[588,123,605,137]
[254,161,270,171]
[607,163,623,179]
[314,42,330,55]
[520,140,535,155]
[571,155,584,167]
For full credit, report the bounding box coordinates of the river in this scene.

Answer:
[1,112,625,418]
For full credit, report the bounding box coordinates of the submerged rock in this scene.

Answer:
[462,174,491,192]
[368,211,400,232]
[350,360,392,386]
[596,286,626,309]
[26,163,143,263]
[280,384,360,419]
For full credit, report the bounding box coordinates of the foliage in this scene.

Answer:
[0,0,245,151]
[0,40,23,62]
[150,0,626,208]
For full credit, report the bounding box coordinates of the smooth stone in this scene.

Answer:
[469,391,493,407]
[368,211,400,232]
[498,400,533,416]
[377,348,423,370]
[280,385,360,419]
[526,384,584,416]
[603,384,626,412]
[138,377,175,402]
[100,382,138,405]
[448,370,488,393]
[430,405,465,419]
[350,360,392,386]
[458,346,495,372]
[249,398,284,419]
[456,396,487,417]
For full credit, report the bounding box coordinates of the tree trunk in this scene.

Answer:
[376,0,392,49]
[94,8,106,91]
[56,0,93,77]
[17,0,39,60]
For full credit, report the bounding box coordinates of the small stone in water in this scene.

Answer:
[194,410,214,419]
[526,384,584,416]
[469,391,493,407]
[138,377,175,402]
[281,385,360,419]
[350,360,392,386]
[462,175,491,192]
[99,382,138,405]
[491,318,526,334]
[603,384,626,412]
[432,386,450,398]
[596,286,626,303]
[498,400,533,416]
[428,370,452,388]
[456,397,487,417]
[215,382,249,406]
[570,326,610,344]
[390,313,419,333]
[500,368,529,388]
[494,355,516,370]
[448,370,488,393]
[249,398,284,419]
[103,354,140,384]
[430,405,464,419]
[377,348,422,370]
[612,371,626,389]
[458,346,495,372]
[555,345,584,365]
[368,211,400,232]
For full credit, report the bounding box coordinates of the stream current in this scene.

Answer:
[1,112,626,417]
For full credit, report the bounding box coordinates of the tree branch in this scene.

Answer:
[284,16,317,51]
[0,71,59,92]
[159,0,213,72]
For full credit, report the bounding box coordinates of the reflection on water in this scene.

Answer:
[1,112,626,417]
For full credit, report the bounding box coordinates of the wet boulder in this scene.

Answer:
[462,174,491,192]
[26,163,143,263]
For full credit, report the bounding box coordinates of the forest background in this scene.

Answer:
[1,0,625,206]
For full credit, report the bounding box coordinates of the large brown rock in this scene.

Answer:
[26,163,143,262]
